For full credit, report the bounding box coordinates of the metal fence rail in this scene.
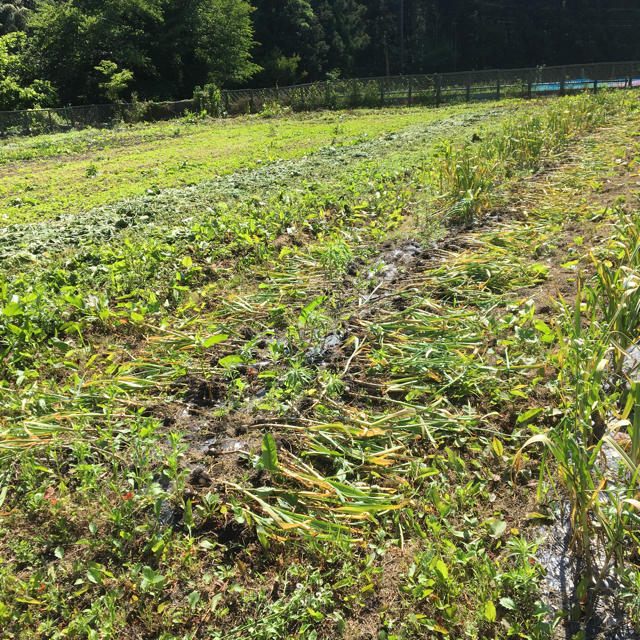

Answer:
[2,60,640,137]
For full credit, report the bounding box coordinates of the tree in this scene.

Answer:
[94,60,134,102]
[0,1,32,35]
[192,0,260,85]
[311,0,369,76]
[404,0,457,73]
[251,0,327,85]
[0,31,55,110]
[28,0,162,103]
[356,0,402,76]
[6,0,640,107]
[27,0,259,104]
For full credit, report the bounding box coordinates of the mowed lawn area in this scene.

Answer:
[0,103,519,224]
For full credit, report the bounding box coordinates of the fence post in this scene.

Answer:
[496,76,501,100]
[408,77,413,106]
[560,69,566,96]
[435,74,441,106]
[378,79,384,106]
[466,79,471,102]
[224,91,230,114]
[593,79,598,94]
[48,109,53,132]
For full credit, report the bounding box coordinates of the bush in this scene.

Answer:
[258,100,290,118]
[346,80,364,108]
[193,83,223,117]
[122,92,148,124]
[361,81,381,107]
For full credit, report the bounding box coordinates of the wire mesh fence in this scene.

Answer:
[2,60,640,137]
[0,100,196,138]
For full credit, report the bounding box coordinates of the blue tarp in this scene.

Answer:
[533,78,640,91]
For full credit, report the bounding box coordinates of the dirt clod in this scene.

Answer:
[188,466,212,487]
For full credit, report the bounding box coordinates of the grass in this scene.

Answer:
[0,102,519,225]
[1,90,640,639]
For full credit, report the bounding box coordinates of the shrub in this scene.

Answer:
[193,83,223,117]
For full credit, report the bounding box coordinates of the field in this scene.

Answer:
[2,92,640,639]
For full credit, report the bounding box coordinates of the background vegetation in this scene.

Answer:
[1,0,640,110]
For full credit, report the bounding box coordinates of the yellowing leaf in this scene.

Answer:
[484,600,497,622]
[367,455,395,467]
[279,521,309,531]
[432,624,449,635]
[358,427,386,438]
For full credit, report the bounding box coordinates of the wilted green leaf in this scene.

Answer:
[516,407,543,425]
[86,566,103,585]
[219,355,243,369]
[434,558,449,581]
[486,519,507,539]
[203,334,228,348]
[2,301,22,317]
[184,499,194,528]
[529,263,549,279]
[260,433,279,471]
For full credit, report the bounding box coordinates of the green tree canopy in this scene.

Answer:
[312,0,368,77]
[193,0,260,84]
[94,60,135,103]
[28,0,162,103]
[251,0,327,85]
[26,0,258,103]
[4,0,640,108]
[0,1,31,34]
[0,31,55,110]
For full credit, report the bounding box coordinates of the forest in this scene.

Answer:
[1,0,640,109]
